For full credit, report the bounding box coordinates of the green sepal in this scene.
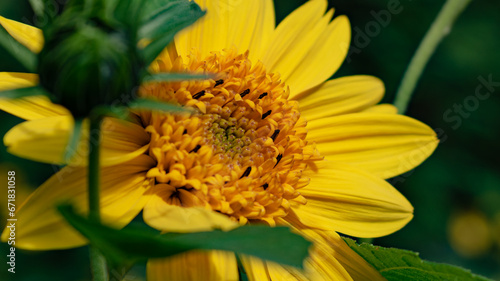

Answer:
[58,204,312,268]
[64,118,83,163]
[0,25,37,72]
[344,237,492,281]
[139,0,205,65]
[128,98,190,113]
[0,86,48,99]
[142,72,212,83]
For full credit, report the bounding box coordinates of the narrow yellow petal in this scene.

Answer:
[286,15,351,97]
[175,0,229,58]
[283,226,385,281]
[0,155,155,250]
[0,16,44,53]
[319,231,386,281]
[266,248,352,281]
[266,262,309,281]
[307,113,439,179]
[298,76,384,120]
[0,72,68,120]
[4,116,73,164]
[239,256,271,281]
[147,251,238,281]
[292,161,413,238]
[175,0,274,60]
[0,72,37,90]
[262,0,329,81]
[143,186,238,232]
[4,116,151,166]
[227,0,275,62]
[362,103,398,114]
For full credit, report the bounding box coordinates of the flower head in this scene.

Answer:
[0,0,438,279]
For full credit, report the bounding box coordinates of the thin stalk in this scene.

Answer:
[394,0,472,113]
[88,113,103,222]
[88,113,108,281]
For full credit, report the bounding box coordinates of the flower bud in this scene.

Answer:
[38,18,139,118]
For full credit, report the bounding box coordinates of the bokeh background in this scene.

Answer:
[1,0,499,280]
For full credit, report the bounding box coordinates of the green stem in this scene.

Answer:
[88,113,108,281]
[394,0,472,114]
[90,246,108,281]
[88,113,103,222]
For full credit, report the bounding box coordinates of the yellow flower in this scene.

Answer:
[0,0,438,280]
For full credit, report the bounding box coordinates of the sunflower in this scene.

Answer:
[0,0,438,280]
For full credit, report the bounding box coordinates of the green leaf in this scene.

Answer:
[58,204,311,268]
[128,98,190,113]
[343,238,492,281]
[139,0,205,65]
[0,86,48,99]
[143,72,212,83]
[0,25,37,72]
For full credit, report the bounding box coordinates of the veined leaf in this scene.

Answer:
[0,86,48,99]
[58,204,311,268]
[344,238,492,281]
[128,98,190,113]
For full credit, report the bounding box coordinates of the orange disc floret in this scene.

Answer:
[138,49,322,225]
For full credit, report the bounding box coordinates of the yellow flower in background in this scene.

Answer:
[0,0,438,280]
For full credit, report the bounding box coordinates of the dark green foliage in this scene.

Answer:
[58,204,312,268]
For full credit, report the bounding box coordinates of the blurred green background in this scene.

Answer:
[1,0,499,280]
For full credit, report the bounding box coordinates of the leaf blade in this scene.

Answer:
[0,86,47,99]
[58,204,311,268]
[139,0,205,65]
[128,98,189,113]
[344,238,492,281]
[143,72,211,83]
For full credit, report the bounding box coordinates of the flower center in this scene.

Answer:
[138,48,321,225]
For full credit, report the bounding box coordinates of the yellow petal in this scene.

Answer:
[241,229,353,281]
[175,0,274,60]
[265,243,353,281]
[0,155,155,250]
[285,15,351,97]
[266,262,309,281]
[292,161,413,238]
[239,256,271,281]
[0,72,38,90]
[307,113,439,179]
[4,116,151,166]
[226,0,275,62]
[0,16,44,53]
[362,104,398,114]
[262,0,329,83]
[143,186,238,232]
[148,251,238,281]
[324,233,386,281]
[298,76,384,120]
[0,72,68,120]
[298,229,386,281]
